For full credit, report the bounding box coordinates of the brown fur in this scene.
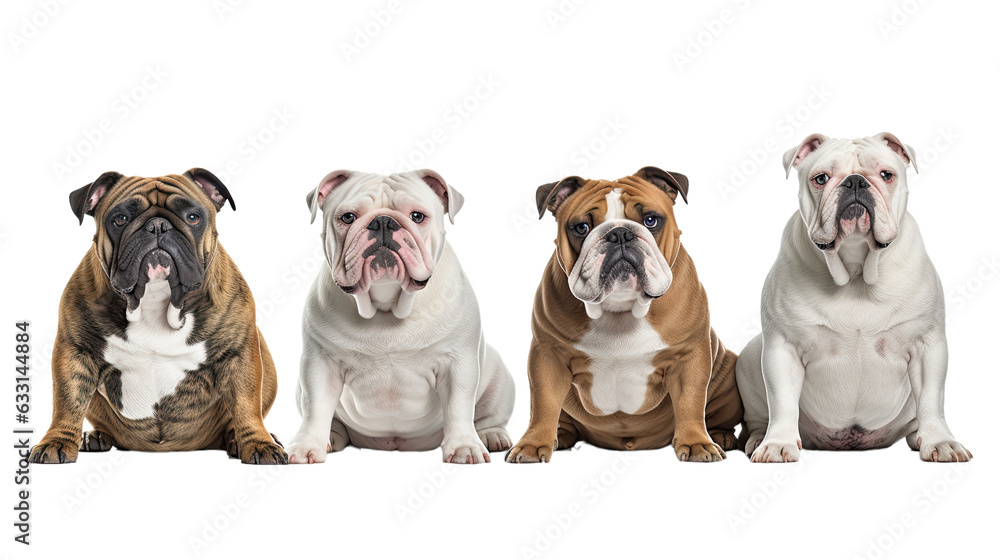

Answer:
[29,172,285,464]
[508,170,743,462]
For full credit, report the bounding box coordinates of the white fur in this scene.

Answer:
[604,188,625,219]
[287,171,515,464]
[736,134,970,463]
[575,301,665,415]
[101,280,204,420]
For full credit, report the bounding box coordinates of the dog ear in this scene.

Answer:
[414,169,464,225]
[635,166,689,204]
[307,170,353,224]
[69,171,123,225]
[872,132,919,174]
[782,133,829,179]
[184,168,235,212]
[536,176,584,219]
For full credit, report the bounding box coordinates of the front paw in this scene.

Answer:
[674,438,726,462]
[917,436,972,462]
[505,435,555,464]
[239,439,288,465]
[442,434,490,464]
[286,434,332,464]
[750,437,801,463]
[29,439,78,464]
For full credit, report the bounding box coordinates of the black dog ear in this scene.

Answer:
[69,171,123,225]
[536,176,584,219]
[184,168,235,212]
[635,166,689,204]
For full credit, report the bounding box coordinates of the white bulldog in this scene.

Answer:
[286,169,515,464]
[736,132,972,463]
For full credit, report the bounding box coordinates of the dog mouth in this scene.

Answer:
[111,231,205,311]
[813,193,892,252]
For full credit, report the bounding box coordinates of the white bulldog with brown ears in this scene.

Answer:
[286,169,515,464]
[736,133,972,463]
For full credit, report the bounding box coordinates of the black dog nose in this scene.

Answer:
[366,215,401,246]
[604,227,635,244]
[366,215,400,233]
[839,174,870,190]
[145,217,173,234]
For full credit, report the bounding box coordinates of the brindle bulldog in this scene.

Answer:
[29,169,286,465]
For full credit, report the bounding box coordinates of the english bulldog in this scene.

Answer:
[286,169,515,464]
[506,167,743,463]
[736,132,972,462]
[30,169,286,465]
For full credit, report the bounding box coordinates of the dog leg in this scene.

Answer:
[329,418,350,452]
[555,412,580,450]
[287,348,343,464]
[438,349,491,464]
[751,330,805,463]
[218,329,287,465]
[735,334,769,457]
[473,344,515,453]
[667,341,726,462]
[30,341,99,464]
[908,330,971,462]
[506,343,573,464]
[80,430,114,452]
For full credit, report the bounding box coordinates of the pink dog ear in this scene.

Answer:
[415,169,464,225]
[69,171,123,225]
[873,132,919,173]
[782,133,829,178]
[184,168,235,212]
[307,170,353,224]
[536,176,584,218]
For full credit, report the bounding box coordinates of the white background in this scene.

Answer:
[3,1,998,558]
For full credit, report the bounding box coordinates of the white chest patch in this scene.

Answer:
[604,188,625,219]
[574,311,665,415]
[101,281,206,420]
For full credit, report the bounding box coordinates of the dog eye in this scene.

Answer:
[880,170,893,181]
[340,213,356,224]
[113,214,129,227]
[813,173,829,185]
[643,215,659,229]
[410,211,425,224]
[572,222,590,236]
[185,212,201,226]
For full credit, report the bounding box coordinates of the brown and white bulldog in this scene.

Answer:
[29,169,286,465]
[506,167,743,463]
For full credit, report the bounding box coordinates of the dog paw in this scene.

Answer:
[477,427,512,453]
[442,434,490,464]
[710,430,739,452]
[80,430,114,452]
[744,432,765,457]
[29,440,78,464]
[240,439,288,465]
[505,436,555,464]
[674,439,726,462]
[750,438,801,463]
[918,437,972,462]
[286,434,333,464]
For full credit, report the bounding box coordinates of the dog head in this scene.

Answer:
[306,169,463,319]
[536,166,688,319]
[70,168,234,319]
[784,132,917,254]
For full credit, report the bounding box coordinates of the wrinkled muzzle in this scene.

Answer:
[810,174,898,251]
[110,216,205,312]
[568,220,672,318]
[335,212,434,294]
